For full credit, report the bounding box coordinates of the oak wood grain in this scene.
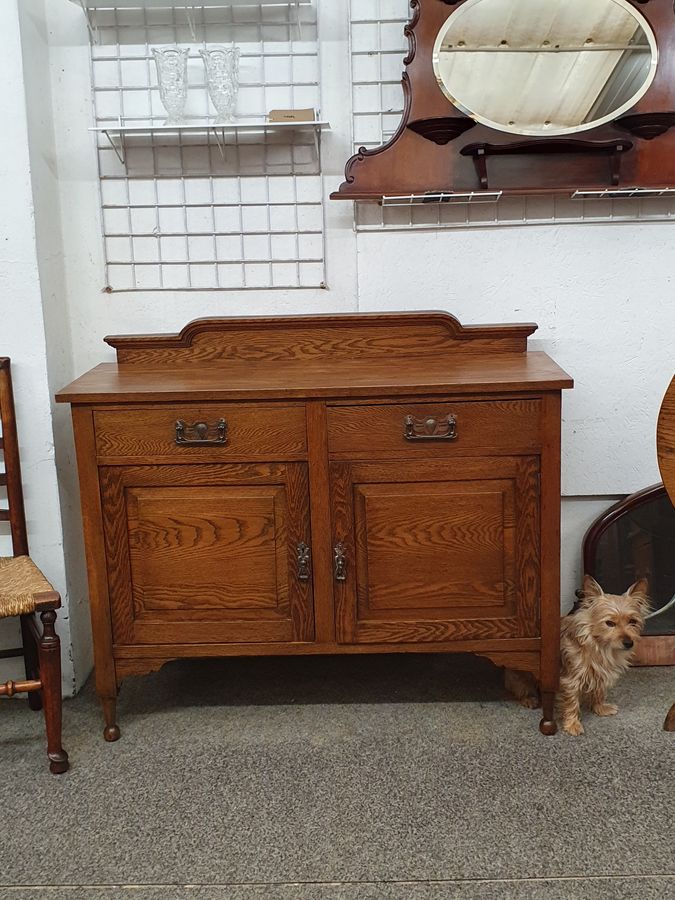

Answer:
[94,403,307,463]
[99,463,314,646]
[327,398,542,455]
[59,312,570,737]
[56,353,572,404]
[332,456,539,645]
[104,312,536,363]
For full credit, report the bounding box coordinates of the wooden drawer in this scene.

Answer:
[327,398,542,455]
[94,403,307,462]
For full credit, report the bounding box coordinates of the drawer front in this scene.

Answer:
[327,399,541,456]
[94,404,307,462]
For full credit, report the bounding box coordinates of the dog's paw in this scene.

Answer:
[562,719,584,736]
[518,695,540,710]
[593,703,618,717]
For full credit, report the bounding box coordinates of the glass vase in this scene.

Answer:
[152,46,189,125]
[200,46,241,124]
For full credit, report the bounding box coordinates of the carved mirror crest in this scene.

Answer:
[332,0,675,199]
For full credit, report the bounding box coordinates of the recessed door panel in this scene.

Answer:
[101,463,313,645]
[332,457,539,644]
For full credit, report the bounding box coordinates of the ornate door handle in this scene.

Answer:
[334,542,347,582]
[404,414,457,442]
[175,418,228,446]
[296,543,311,582]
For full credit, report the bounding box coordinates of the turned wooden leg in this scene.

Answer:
[38,610,69,774]
[101,696,121,742]
[665,703,675,732]
[539,690,558,735]
[20,613,42,711]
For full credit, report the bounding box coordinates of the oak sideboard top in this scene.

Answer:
[56,312,573,404]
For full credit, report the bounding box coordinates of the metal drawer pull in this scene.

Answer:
[404,414,457,442]
[297,543,311,582]
[175,418,228,446]
[334,542,347,582]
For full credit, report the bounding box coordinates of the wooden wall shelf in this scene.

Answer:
[332,0,675,201]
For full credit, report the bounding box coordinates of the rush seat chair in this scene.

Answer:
[0,358,69,773]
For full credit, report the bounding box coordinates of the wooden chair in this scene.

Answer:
[0,358,69,773]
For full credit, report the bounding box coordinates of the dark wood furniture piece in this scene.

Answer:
[656,375,675,731]
[56,312,573,738]
[331,0,675,200]
[0,359,69,774]
[580,482,675,667]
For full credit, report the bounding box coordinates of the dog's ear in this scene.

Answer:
[581,575,604,601]
[626,578,650,614]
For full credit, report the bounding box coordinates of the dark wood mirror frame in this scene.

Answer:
[332,0,675,200]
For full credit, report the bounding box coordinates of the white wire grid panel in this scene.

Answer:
[349,0,675,232]
[90,2,325,291]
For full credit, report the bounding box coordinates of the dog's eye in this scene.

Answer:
[605,620,616,627]
[629,618,638,626]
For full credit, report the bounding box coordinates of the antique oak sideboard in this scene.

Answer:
[57,312,573,738]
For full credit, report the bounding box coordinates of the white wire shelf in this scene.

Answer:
[70,0,310,8]
[93,117,329,164]
[92,118,329,135]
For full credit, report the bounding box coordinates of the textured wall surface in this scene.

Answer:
[0,0,75,692]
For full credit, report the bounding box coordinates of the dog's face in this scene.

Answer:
[580,576,649,653]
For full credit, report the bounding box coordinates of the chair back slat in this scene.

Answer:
[0,359,29,556]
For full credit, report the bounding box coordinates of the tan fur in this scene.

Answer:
[505,576,649,735]
[558,575,649,735]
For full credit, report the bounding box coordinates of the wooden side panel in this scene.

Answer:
[100,463,314,645]
[332,457,540,644]
[70,406,119,700]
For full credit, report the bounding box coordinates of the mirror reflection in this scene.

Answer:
[433,0,657,137]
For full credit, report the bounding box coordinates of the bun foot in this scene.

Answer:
[539,690,557,735]
[49,750,70,775]
[101,696,120,741]
[539,717,557,735]
[103,724,121,742]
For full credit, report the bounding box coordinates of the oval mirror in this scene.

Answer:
[433,0,658,137]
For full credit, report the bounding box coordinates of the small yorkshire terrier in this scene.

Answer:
[506,575,649,735]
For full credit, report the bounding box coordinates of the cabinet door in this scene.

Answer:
[100,463,313,645]
[331,457,540,644]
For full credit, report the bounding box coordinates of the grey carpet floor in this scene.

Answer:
[0,654,673,899]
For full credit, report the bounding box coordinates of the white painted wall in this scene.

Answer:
[2,1,671,691]
[18,0,93,687]
[0,0,75,692]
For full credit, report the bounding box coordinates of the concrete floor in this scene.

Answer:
[1,654,673,899]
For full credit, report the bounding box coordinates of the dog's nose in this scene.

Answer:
[622,639,634,650]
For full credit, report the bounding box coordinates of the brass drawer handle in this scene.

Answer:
[175,418,228,446]
[297,543,311,582]
[334,542,347,582]
[404,414,457,442]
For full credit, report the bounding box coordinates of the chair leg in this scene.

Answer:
[38,610,69,774]
[20,614,42,711]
